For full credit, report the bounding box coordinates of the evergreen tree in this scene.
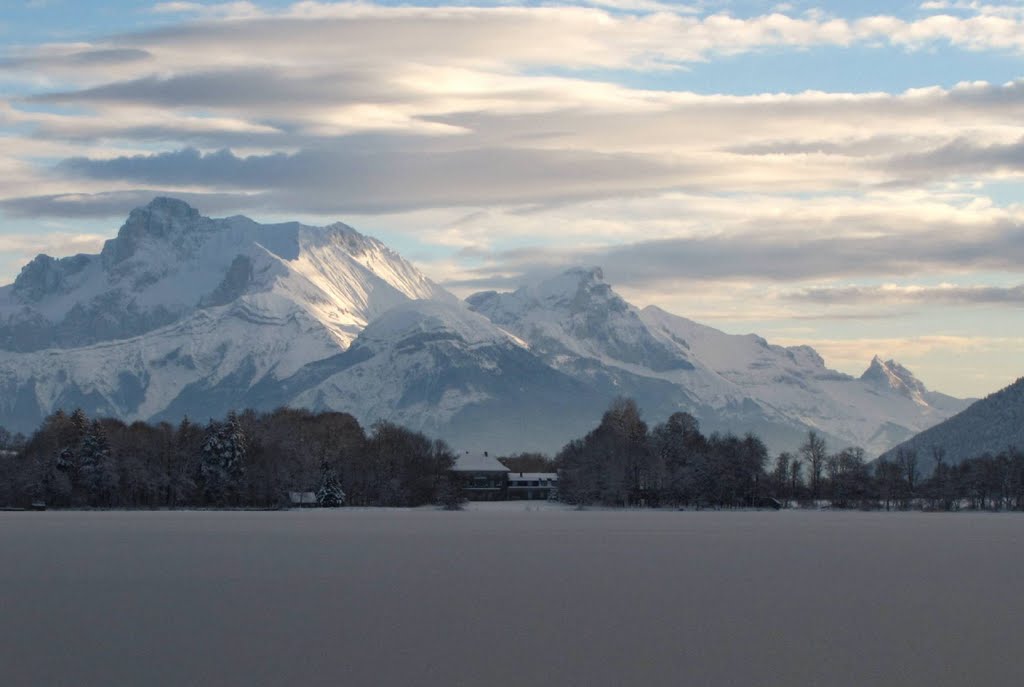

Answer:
[199,419,227,505]
[316,459,345,507]
[79,420,117,507]
[222,411,247,484]
[436,473,464,510]
[69,408,88,436]
[198,414,248,505]
[56,446,75,474]
[169,417,199,506]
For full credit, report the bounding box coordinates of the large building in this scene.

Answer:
[451,451,510,501]
[450,452,558,501]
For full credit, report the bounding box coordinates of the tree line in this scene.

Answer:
[0,408,457,509]
[555,398,1024,511]
[1,398,1021,511]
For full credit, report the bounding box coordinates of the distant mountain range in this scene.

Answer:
[0,198,976,455]
[879,377,1024,473]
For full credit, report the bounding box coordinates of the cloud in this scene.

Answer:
[5,3,1021,87]
[30,76,1024,217]
[887,137,1024,180]
[579,0,698,13]
[150,2,263,19]
[0,190,263,218]
[0,48,152,70]
[53,145,696,212]
[788,283,1024,306]
[31,67,400,108]
[0,231,106,256]
[594,222,1024,282]
[442,213,1024,289]
[5,4,1024,214]
[775,334,1024,358]
[773,330,1024,368]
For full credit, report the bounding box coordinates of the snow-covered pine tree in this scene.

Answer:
[55,409,90,481]
[436,473,463,511]
[199,419,227,505]
[316,459,345,507]
[69,408,88,436]
[222,411,247,484]
[79,420,117,507]
[198,414,248,506]
[56,446,75,473]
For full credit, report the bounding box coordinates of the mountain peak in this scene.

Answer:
[861,355,928,403]
[12,254,62,301]
[102,197,205,265]
[566,266,604,282]
[534,266,610,302]
[143,196,200,218]
[128,196,202,233]
[467,266,693,373]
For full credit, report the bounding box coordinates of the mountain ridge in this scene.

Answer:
[0,198,973,455]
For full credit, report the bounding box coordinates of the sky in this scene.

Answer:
[0,0,1022,398]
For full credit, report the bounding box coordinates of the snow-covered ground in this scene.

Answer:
[2,510,1021,686]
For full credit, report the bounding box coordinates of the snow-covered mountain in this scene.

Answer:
[0,199,970,456]
[0,197,450,353]
[468,268,972,455]
[287,301,606,452]
[0,198,455,430]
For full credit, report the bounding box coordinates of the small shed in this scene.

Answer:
[450,451,509,501]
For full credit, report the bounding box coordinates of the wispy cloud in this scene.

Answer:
[787,283,1024,306]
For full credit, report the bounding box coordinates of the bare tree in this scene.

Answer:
[788,455,803,504]
[800,431,827,502]
[896,447,919,507]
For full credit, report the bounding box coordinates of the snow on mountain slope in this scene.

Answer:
[0,197,452,352]
[640,305,972,455]
[287,300,606,453]
[0,300,340,429]
[0,199,973,457]
[467,267,694,374]
[467,268,970,456]
[861,355,928,406]
[0,198,455,430]
[466,269,811,449]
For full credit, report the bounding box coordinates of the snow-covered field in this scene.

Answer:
[2,509,1022,686]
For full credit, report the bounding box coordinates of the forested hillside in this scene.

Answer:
[880,377,1024,473]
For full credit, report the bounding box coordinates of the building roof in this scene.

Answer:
[452,452,510,473]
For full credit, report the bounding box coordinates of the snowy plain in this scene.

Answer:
[2,508,1022,686]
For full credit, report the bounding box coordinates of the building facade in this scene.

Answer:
[451,452,510,501]
[450,453,559,501]
[507,472,558,501]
